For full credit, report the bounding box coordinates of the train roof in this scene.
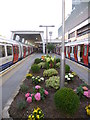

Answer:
[0,37,19,45]
[0,37,33,47]
[65,38,90,46]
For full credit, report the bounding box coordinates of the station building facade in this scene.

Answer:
[58,1,90,43]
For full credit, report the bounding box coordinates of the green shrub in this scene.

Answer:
[20,84,28,92]
[56,58,60,63]
[34,58,42,64]
[17,100,27,110]
[65,64,70,73]
[43,68,58,77]
[54,87,80,115]
[31,64,40,73]
[38,62,45,69]
[56,62,60,68]
[44,62,49,69]
[45,76,60,89]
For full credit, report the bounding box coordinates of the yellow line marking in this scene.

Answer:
[0,54,35,77]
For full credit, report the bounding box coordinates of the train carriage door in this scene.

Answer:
[13,45,16,63]
[80,45,84,63]
[17,46,19,61]
[88,44,90,68]
[64,47,66,57]
[0,44,6,71]
[68,46,70,59]
[66,47,68,58]
[77,45,81,62]
[6,45,13,65]
[83,45,88,66]
[74,46,77,61]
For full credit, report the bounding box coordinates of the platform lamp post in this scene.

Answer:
[49,31,52,42]
[39,25,55,55]
[60,0,65,89]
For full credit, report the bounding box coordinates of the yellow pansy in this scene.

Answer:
[33,110,37,113]
[32,115,34,118]
[28,115,32,120]
[36,115,40,119]
[28,115,32,118]
[39,111,41,114]
[37,107,40,111]
[86,109,90,116]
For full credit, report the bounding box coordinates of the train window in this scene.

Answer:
[72,47,74,54]
[7,46,12,56]
[84,46,87,56]
[0,45,5,57]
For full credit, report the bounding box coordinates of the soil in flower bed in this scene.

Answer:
[8,68,90,119]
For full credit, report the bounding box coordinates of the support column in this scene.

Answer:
[40,33,45,54]
[43,42,45,54]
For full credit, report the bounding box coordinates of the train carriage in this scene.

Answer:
[0,38,13,71]
[65,38,90,67]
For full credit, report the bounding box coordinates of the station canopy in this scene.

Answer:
[11,31,44,47]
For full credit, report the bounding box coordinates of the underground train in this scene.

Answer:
[0,37,34,71]
[55,38,90,68]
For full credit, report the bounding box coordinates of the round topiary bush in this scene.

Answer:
[54,87,80,115]
[65,64,70,73]
[31,64,40,73]
[34,58,42,64]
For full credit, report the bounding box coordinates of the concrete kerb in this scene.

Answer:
[2,66,31,119]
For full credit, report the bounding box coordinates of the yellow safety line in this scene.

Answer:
[0,54,35,77]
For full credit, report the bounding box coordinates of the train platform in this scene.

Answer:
[0,53,90,118]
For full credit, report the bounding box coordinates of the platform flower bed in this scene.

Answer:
[8,55,90,119]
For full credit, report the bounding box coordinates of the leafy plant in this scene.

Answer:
[28,107,44,120]
[20,84,28,93]
[65,73,74,81]
[43,68,58,77]
[38,62,45,69]
[56,62,60,68]
[26,73,32,79]
[44,62,50,69]
[25,85,48,103]
[85,105,90,116]
[32,76,44,85]
[54,87,80,115]
[76,86,84,98]
[34,58,42,64]
[65,64,70,73]
[17,100,27,110]
[31,64,40,73]
[45,76,60,89]
[56,58,60,63]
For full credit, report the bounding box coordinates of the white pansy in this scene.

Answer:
[40,77,44,81]
[69,74,74,78]
[68,73,72,76]
[32,76,35,79]
[67,77,71,80]
[65,75,68,78]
